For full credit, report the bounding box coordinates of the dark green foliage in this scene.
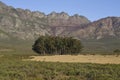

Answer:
[32,36,83,55]
[114,49,120,53]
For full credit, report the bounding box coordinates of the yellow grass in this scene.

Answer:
[26,55,120,64]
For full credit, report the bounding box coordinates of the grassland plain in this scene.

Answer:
[0,50,120,80]
[0,41,120,80]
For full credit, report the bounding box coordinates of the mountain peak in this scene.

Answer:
[0,1,8,11]
[0,1,7,7]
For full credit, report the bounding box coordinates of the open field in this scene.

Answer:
[0,51,120,80]
[26,55,120,64]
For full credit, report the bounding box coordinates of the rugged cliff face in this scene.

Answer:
[70,17,120,39]
[0,1,120,41]
[0,1,90,40]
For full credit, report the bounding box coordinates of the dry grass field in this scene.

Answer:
[26,55,120,64]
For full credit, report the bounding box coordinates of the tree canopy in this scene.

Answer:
[114,49,120,53]
[32,36,83,55]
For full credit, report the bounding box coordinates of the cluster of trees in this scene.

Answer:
[32,36,83,55]
[113,49,120,53]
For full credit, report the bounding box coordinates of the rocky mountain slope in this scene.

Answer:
[70,17,120,39]
[0,1,90,40]
[0,1,120,41]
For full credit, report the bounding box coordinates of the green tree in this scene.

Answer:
[32,36,45,54]
[114,49,120,53]
[32,36,83,55]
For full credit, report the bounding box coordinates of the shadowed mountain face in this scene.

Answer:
[0,1,120,41]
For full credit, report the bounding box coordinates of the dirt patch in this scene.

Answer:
[25,55,120,64]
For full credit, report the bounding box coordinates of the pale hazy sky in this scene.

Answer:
[1,0,120,21]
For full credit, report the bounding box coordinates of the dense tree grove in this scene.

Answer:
[32,36,83,55]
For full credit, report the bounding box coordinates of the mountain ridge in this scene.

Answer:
[0,1,120,40]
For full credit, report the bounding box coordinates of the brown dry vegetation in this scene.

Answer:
[26,55,120,64]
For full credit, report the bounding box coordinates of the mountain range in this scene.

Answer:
[0,1,120,41]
